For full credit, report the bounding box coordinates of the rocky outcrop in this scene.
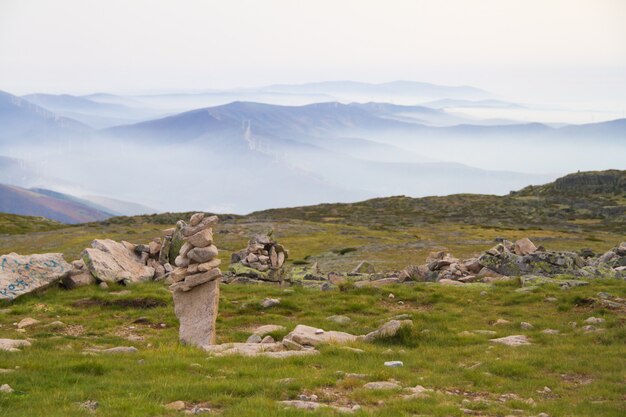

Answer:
[228,234,288,283]
[82,239,155,284]
[170,213,222,348]
[0,253,71,300]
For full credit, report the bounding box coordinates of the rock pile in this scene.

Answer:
[228,234,288,283]
[169,213,222,347]
[392,239,626,286]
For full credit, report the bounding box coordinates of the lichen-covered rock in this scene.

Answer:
[168,221,186,263]
[479,249,584,277]
[1,253,72,300]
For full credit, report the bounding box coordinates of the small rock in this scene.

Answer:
[314,329,324,335]
[246,334,262,343]
[98,282,109,289]
[0,338,32,352]
[480,291,488,296]
[403,385,432,399]
[0,384,14,393]
[384,361,403,367]
[327,315,351,325]
[541,329,560,335]
[438,278,463,285]
[364,319,413,342]
[364,381,402,390]
[493,318,511,326]
[261,335,275,344]
[282,338,304,351]
[352,261,376,274]
[584,317,605,324]
[520,322,534,330]
[583,325,602,333]
[260,298,280,308]
[78,400,99,412]
[489,335,531,346]
[17,317,39,329]
[165,400,187,410]
[388,293,395,299]
[87,346,138,354]
[252,324,286,336]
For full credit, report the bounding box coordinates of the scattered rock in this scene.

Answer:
[17,317,39,329]
[403,385,432,399]
[489,335,531,346]
[260,298,280,308]
[252,324,286,336]
[584,316,605,324]
[352,261,376,274]
[327,315,351,325]
[363,320,413,342]
[384,361,404,367]
[285,325,358,347]
[261,335,275,344]
[0,338,31,352]
[165,400,187,411]
[83,239,155,284]
[541,329,560,335]
[85,346,138,354]
[520,322,534,330]
[77,400,99,412]
[0,384,14,393]
[204,342,319,358]
[363,381,401,390]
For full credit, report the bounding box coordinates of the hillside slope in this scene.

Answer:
[0,184,112,224]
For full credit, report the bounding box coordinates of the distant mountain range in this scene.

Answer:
[0,82,624,214]
[0,183,158,224]
[0,91,91,145]
[0,183,111,224]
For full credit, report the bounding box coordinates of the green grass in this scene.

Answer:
[0,280,624,416]
[0,213,66,235]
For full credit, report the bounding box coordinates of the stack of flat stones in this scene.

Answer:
[229,234,288,282]
[169,213,221,347]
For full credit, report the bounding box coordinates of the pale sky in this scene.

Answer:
[1,0,625,106]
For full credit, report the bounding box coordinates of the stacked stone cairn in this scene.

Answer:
[228,234,288,283]
[169,213,222,347]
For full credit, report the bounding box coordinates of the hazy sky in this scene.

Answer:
[1,0,625,106]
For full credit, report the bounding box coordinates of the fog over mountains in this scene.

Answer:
[0,81,624,215]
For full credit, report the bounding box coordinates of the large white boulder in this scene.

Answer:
[0,252,71,301]
[82,239,154,284]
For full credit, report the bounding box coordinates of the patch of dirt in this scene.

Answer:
[72,297,167,309]
[560,373,594,386]
[296,386,359,409]
[61,324,86,337]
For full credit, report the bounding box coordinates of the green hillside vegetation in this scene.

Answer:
[0,213,66,235]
